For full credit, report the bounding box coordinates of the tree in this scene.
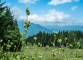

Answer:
[3,7,21,51]
[0,1,21,51]
[0,1,7,39]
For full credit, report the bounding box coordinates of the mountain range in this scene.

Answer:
[18,20,83,37]
[18,21,52,37]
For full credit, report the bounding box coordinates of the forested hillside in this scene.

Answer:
[27,30,83,48]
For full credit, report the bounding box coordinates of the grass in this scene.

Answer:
[4,44,82,60]
[1,41,83,60]
[27,45,83,60]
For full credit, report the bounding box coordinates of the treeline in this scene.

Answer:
[27,30,83,48]
[0,1,21,51]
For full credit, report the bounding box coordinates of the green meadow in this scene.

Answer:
[1,45,83,60]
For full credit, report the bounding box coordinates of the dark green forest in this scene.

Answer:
[27,30,83,49]
[0,1,21,51]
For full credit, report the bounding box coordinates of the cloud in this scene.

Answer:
[71,6,78,11]
[11,6,22,20]
[48,0,72,6]
[28,9,70,23]
[19,16,26,20]
[10,6,82,26]
[19,0,39,4]
[26,9,78,26]
[28,9,83,26]
[48,0,80,6]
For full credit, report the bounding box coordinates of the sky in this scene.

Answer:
[3,0,83,27]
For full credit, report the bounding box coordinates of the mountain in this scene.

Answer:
[17,20,83,37]
[46,25,83,32]
[17,21,52,37]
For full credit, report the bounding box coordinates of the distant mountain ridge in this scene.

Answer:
[17,21,52,37]
[46,25,83,32]
[17,20,83,37]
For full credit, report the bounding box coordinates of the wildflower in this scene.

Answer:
[34,44,37,47]
[38,42,41,47]
[40,44,42,47]
[57,39,62,43]
[54,34,56,37]
[51,42,55,46]
[52,50,55,57]
[69,44,73,47]
[0,39,3,43]
[65,37,67,41]
[46,45,49,50]
[54,30,58,34]
[16,55,20,59]
[24,21,30,27]
[26,46,28,49]
[39,54,43,58]
[6,44,11,49]
[10,42,13,45]
[34,37,37,40]
[77,42,80,45]
[26,21,30,27]
[77,49,81,53]
[77,42,80,47]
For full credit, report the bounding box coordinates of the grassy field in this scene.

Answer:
[27,45,83,60]
[9,45,83,60]
[0,44,83,60]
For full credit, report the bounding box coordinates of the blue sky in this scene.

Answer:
[4,0,83,26]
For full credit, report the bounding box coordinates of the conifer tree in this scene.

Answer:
[0,1,6,39]
[0,1,21,51]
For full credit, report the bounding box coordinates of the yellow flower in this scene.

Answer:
[46,45,49,50]
[57,39,62,43]
[6,44,11,49]
[77,42,80,45]
[0,39,3,43]
[16,55,20,59]
[34,37,37,40]
[54,30,58,34]
[65,37,67,41]
[69,44,73,47]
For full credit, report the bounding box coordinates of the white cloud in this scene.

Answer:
[71,6,78,11]
[11,6,22,20]
[19,16,26,20]
[19,0,38,4]
[10,6,82,26]
[28,9,70,24]
[48,0,72,6]
[28,9,83,26]
[48,0,80,6]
